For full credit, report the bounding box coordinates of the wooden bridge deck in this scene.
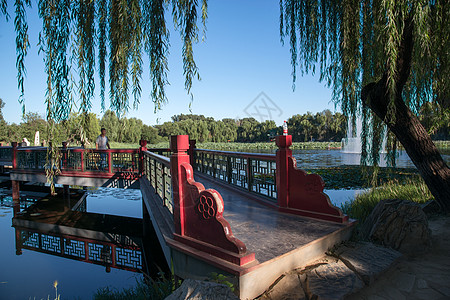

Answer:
[198,174,350,264]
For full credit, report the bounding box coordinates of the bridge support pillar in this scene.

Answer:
[12,180,20,202]
[63,185,70,207]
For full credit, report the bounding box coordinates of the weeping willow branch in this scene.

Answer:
[144,0,169,111]
[14,0,31,116]
[1,0,8,20]
[98,0,107,111]
[279,0,449,167]
[74,0,95,120]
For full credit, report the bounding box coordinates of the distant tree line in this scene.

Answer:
[0,98,448,146]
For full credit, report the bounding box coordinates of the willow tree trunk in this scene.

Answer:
[362,16,450,212]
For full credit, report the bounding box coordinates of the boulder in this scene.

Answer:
[165,278,239,300]
[360,199,431,255]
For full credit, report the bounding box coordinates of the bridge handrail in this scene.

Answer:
[142,150,173,213]
[195,148,276,161]
[193,148,277,201]
[0,146,13,161]
[13,147,140,174]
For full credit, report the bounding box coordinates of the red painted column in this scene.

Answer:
[170,135,190,235]
[139,139,147,176]
[188,139,196,166]
[12,142,18,169]
[108,151,113,173]
[275,135,292,208]
[62,141,68,170]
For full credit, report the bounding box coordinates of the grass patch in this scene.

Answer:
[196,141,341,152]
[341,178,434,222]
[93,273,176,300]
[307,166,420,189]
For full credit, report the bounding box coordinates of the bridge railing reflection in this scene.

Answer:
[14,226,143,273]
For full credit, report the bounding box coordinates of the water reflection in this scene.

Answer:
[0,187,146,299]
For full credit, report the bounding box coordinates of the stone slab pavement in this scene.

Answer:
[257,215,450,300]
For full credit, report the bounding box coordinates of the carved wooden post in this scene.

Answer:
[276,135,292,208]
[170,135,190,235]
[188,139,196,167]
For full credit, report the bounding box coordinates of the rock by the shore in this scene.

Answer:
[360,199,432,255]
[164,278,239,300]
[334,242,402,285]
[305,260,364,300]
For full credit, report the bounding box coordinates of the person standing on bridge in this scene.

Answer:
[96,128,110,150]
[96,128,110,170]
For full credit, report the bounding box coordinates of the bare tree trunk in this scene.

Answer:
[362,16,450,212]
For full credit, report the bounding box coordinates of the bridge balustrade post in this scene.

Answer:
[275,135,292,208]
[169,135,190,235]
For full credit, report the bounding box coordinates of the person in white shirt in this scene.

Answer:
[96,128,110,150]
[96,128,110,170]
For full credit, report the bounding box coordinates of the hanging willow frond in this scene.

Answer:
[14,0,31,116]
[143,0,169,112]
[173,0,201,95]
[38,0,73,122]
[74,0,95,120]
[98,0,108,111]
[130,0,143,109]
[1,0,9,20]
[200,0,207,41]
[109,0,130,117]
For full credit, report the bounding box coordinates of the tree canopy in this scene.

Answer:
[280,0,449,151]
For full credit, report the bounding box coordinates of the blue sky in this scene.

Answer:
[0,1,337,126]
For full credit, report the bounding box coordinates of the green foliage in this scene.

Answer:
[0,98,8,141]
[208,272,235,292]
[287,110,345,142]
[341,178,434,222]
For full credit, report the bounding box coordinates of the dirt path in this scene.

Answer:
[347,215,450,300]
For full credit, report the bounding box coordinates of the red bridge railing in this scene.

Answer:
[193,148,277,201]
[189,136,348,223]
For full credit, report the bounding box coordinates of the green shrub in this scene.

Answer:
[342,178,433,222]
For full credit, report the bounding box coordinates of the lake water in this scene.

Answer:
[1,148,448,299]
